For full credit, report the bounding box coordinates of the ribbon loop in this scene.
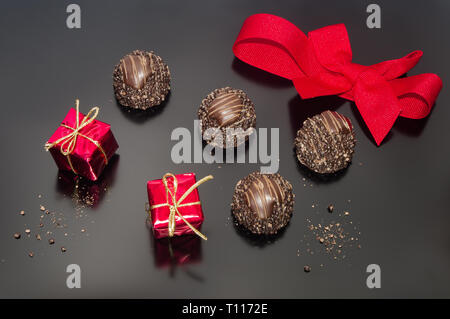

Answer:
[233,14,442,145]
[149,173,213,241]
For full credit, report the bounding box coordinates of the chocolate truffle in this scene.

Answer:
[198,87,256,148]
[294,110,355,174]
[231,172,294,235]
[113,50,170,110]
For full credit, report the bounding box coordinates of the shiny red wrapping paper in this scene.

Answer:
[46,108,119,181]
[147,173,204,239]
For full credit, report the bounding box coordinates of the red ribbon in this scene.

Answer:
[233,14,442,145]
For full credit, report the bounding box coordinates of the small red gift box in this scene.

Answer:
[45,100,119,181]
[147,173,212,240]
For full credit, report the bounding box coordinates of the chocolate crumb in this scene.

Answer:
[25,229,31,235]
[36,234,41,240]
[48,238,55,245]
[40,205,45,211]
[327,204,334,213]
[304,265,311,272]
[28,252,34,258]
[13,233,21,239]
[61,247,66,253]
[20,210,25,216]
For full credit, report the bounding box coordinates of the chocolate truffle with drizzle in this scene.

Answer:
[198,87,256,148]
[232,172,294,235]
[295,110,355,174]
[113,50,170,110]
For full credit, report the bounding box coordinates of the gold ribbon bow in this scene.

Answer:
[44,99,108,174]
[149,173,213,241]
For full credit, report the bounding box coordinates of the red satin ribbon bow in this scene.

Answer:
[233,14,442,145]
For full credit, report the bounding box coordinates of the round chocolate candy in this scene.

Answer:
[113,50,170,110]
[198,87,256,148]
[294,110,356,174]
[231,172,294,235]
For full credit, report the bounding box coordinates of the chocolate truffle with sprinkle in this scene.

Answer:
[295,110,355,174]
[113,50,170,110]
[231,172,294,235]
[198,87,256,148]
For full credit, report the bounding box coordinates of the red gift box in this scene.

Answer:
[147,173,212,240]
[45,100,119,181]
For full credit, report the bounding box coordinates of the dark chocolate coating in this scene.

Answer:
[245,174,285,219]
[207,92,244,127]
[294,110,355,174]
[120,54,153,89]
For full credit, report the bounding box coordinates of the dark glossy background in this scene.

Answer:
[1,0,449,298]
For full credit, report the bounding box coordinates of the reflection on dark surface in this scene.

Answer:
[350,100,432,146]
[55,154,119,208]
[232,58,292,88]
[115,92,170,124]
[349,102,392,146]
[232,214,288,248]
[152,235,202,268]
[394,109,431,137]
[148,223,203,280]
[293,152,349,184]
[288,95,347,139]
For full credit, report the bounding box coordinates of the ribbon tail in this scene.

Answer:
[353,70,401,146]
[174,207,208,241]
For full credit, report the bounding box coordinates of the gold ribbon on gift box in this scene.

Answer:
[149,173,213,241]
[44,99,108,174]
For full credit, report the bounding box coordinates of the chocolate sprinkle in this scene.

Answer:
[231,172,294,235]
[294,110,355,174]
[113,50,171,110]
